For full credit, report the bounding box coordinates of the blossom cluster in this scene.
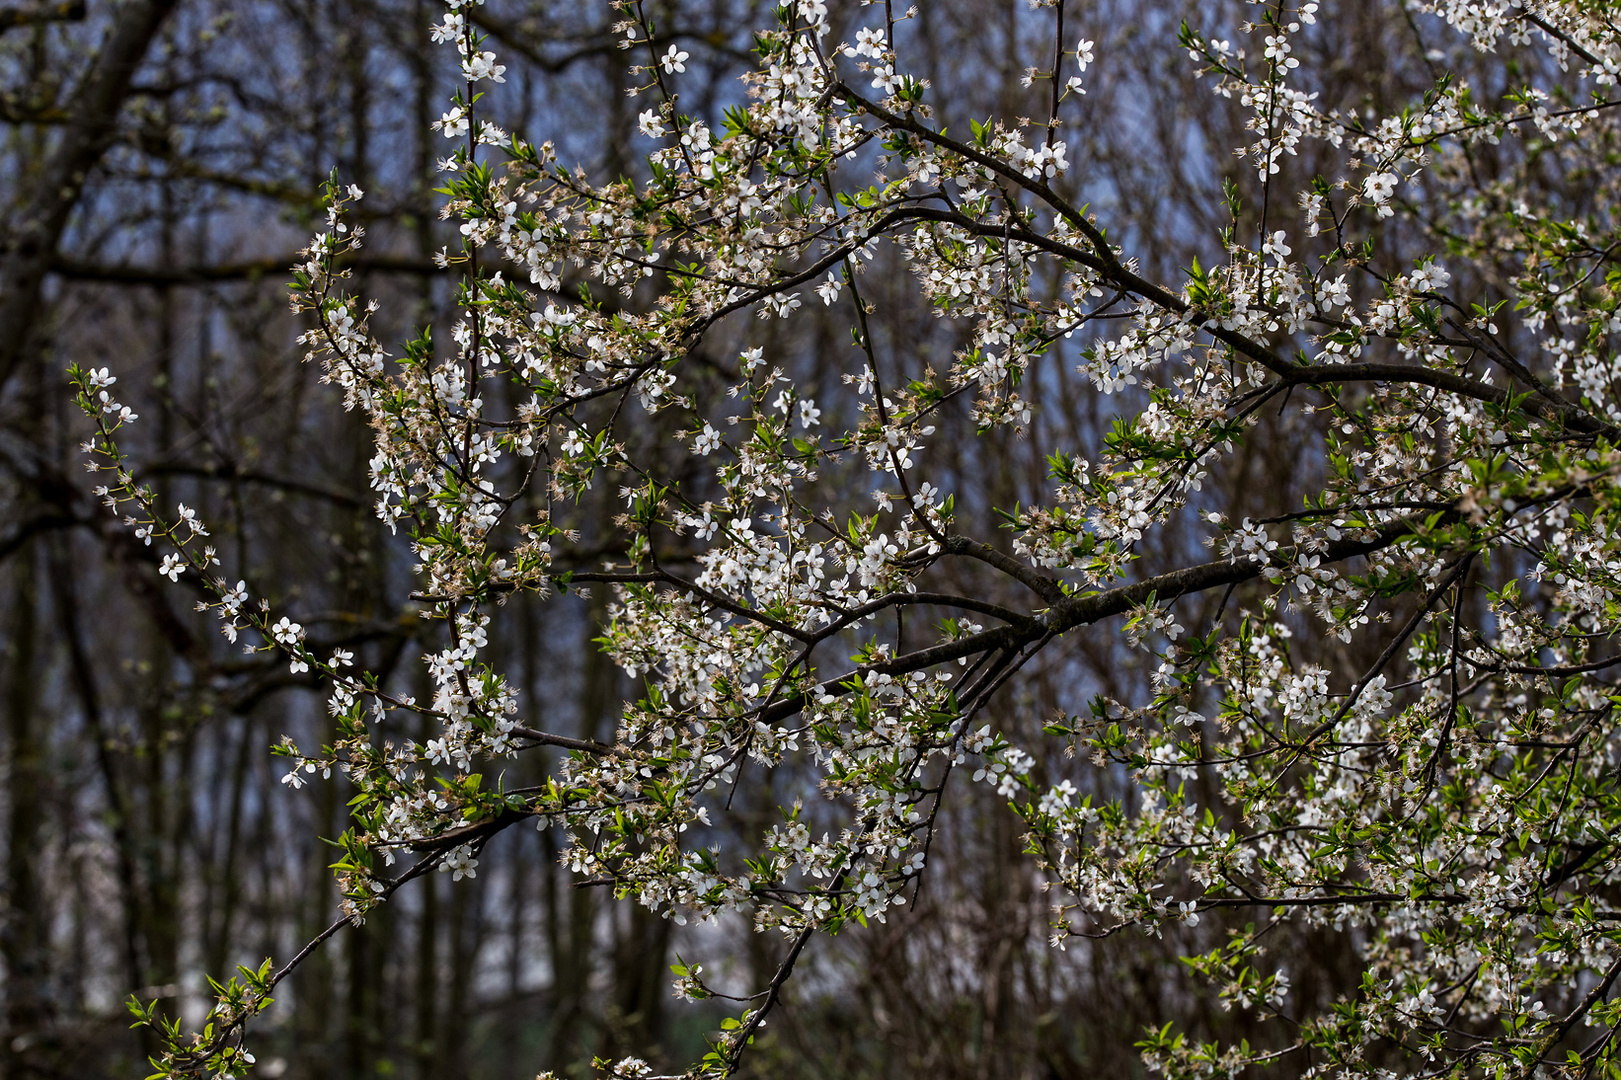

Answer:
[81,0,1621,1077]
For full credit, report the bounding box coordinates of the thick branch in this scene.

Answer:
[754,520,1426,727]
[834,99,1614,440]
[0,0,178,389]
[0,0,84,30]
[50,252,442,286]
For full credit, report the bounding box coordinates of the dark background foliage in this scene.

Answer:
[0,1,1557,1076]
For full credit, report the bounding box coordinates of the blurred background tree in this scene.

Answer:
[0,1,1552,1077]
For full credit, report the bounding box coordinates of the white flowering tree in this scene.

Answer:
[69,0,1621,1075]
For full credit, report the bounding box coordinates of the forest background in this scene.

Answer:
[0,1,1525,1077]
